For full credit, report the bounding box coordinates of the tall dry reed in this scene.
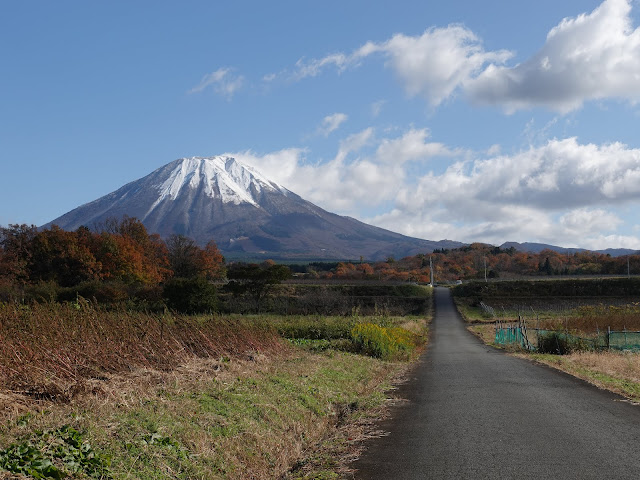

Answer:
[0,301,287,399]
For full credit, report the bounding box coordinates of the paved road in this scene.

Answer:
[353,287,640,479]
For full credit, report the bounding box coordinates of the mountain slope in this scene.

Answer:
[47,156,462,260]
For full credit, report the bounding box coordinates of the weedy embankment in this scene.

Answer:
[0,301,428,479]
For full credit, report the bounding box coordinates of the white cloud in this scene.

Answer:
[378,27,512,106]
[522,117,560,146]
[334,128,375,163]
[317,113,348,137]
[189,67,244,99]
[466,0,640,112]
[288,25,511,107]
[229,127,452,213]
[560,208,622,235]
[291,42,380,80]
[274,1,640,113]
[591,234,640,250]
[229,132,640,250]
[371,100,386,118]
[369,205,558,246]
[410,137,640,212]
[486,144,501,156]
[368,204,640,250]
[375,128,456,164]
[375,137,640,248]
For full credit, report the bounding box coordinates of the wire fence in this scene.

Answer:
[494,322,640,352]
[481,300,640,352]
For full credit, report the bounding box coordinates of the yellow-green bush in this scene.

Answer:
[350,323,418,361]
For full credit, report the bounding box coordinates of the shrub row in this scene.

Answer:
[454,278,640,299]
[5,280,431,317]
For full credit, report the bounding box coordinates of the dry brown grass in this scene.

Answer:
[0,472,28,480]
[397,318,427,335]
[550,304,640,333]
[0,302,287,402]
[568,351,640,383]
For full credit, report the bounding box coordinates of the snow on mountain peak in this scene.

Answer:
[146,156,287,217]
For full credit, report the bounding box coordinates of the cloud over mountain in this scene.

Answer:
[232,132,640,251]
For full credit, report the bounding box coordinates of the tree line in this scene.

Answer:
[0,216,287,312]
[297,243,640,282]
[2,219,638,310]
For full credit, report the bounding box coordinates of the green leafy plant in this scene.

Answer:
[537,331,591,355]
[0,425,111,479]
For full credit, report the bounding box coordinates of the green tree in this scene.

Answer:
[226,261,290,312]
[163,276,218,314]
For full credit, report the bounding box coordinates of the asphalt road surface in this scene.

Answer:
[353,287,640,479]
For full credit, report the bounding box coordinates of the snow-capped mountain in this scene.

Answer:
[146,156,289,212]
[46,156,462,260]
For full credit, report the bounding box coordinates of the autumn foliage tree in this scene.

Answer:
[167,235,225,280]
[0,224,39,289]
[322,243,640,283]
[0,217,226,306]
[162,234,225,313]
[28,226,101,286]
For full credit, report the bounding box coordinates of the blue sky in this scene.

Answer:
[2,0,640,249]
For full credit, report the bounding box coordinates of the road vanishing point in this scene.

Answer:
[353,287,640,479]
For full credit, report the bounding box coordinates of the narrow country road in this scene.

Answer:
[353,287,640,479]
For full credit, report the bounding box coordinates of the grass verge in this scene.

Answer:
[453,298,491,323]
[525,352,640,403]
[0,301,430,479]
[467,324,497,346]
[0,349,410,479]
[454,301,640,404]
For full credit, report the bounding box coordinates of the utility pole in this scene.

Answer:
[628,256,631,278]
[430,256,434,287]
[484,256,488,283]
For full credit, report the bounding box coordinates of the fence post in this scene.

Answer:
[608,326,611,351]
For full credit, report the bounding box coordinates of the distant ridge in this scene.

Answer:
[500,241,637,258]
[46,156,464,260]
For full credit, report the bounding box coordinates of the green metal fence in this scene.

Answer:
[608,330,640,351]
[495,324,640,352]
[494,323,530,350]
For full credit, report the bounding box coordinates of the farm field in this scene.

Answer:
[453,279,640,402]
[0,290,431,479]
